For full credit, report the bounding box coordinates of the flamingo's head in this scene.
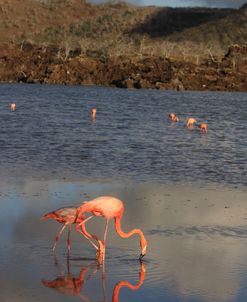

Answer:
[169,113,175,119]
[40,212,56,220]
[139,237,147,260]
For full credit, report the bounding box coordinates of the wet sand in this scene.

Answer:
[1,179,247,302]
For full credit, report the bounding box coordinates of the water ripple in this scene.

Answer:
[148,225,247,238]
[0,84,247,187]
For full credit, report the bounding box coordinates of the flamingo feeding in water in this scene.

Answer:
[76,196,147,261]
[186,117,197,128]
[10,102,16,112]
[169,113,179,122]
[198,123,208,133]
[90,108,97,121]
[41,206,104,259]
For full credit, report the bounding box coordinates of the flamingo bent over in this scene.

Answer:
[41,206,103,258]
[76,196,147,261]
[11,103,16,112]
[90,108,97,121]
[198,123,208,133]
[187,117,197,128]
[169,113,179,122]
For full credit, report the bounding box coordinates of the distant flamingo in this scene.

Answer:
[198,123,208,133]
[76,196,147,260]
[10,103,16,112]
[169,112,179,122]
[41,207,103,257]
[187,117,197,128]
[90,108,97,121]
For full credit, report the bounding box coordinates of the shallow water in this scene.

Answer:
[1,180,247,302]
[0,84,247,302]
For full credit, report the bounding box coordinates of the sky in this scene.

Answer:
[89,0,246,8]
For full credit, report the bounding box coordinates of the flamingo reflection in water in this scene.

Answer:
[111,262,146,302]
[42,257,146,302]
[42,257,100,302]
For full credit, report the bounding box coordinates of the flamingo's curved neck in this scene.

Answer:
[114,214,146,243]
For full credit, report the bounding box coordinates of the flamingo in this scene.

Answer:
[76,196,147,261]
[41,206,103,258]
[187,117,197,128]
[169,113,179,122]
[198,123,208,133]
[90,108,97,121]
[10,103,16,112]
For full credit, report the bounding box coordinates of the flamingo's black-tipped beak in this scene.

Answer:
[139,253,145,261]
[40,214,50,220]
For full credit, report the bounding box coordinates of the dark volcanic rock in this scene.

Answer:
[0,43,247,91]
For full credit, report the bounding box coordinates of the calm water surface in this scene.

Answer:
[0,83,246,185]
[0,84,247,302]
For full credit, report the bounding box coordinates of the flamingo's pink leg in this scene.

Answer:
[52,224,67,253]
[76,216,99,250]
[103,219,109,245]
[67,225,71,256]
[101,219,109,261]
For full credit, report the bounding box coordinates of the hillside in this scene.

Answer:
[0,0,246,91]
[0,0,98,42]
[0,0,247,59]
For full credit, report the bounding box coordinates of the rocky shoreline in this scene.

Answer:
[0,43,246,91]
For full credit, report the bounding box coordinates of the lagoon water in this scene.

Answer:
[0,83,247,302]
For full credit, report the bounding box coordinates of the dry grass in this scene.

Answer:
[0,0,247,61]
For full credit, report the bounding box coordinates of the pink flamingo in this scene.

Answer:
[186,117,197,128]
[198,123,208,133]
[76,196,147,260]
[41,207,103,259]
[90,108,97,121]
[169,113,179,122]
[10,103,16,112]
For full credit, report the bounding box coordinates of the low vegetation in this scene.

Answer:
[0,0,246,62]
[0,0,246,91]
